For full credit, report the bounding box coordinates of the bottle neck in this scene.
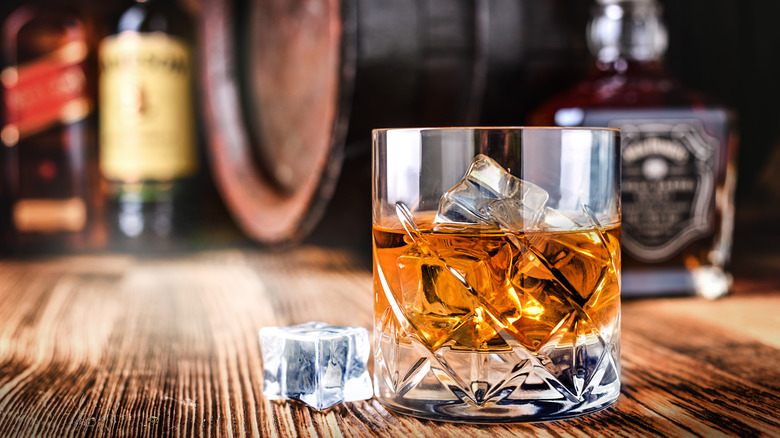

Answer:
[117,0,190,37]
[587,0,668,70]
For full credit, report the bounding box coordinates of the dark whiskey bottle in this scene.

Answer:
[99,0,199,252]
[530,0,738,298]
[1,0,99,253]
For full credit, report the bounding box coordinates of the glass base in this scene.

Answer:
[375,391,619,423]
[373,332,621,423]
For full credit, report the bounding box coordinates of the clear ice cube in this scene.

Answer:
[434,154,549,230]
[259,321,373,410]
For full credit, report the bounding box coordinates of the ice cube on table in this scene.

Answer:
[259,321,373,410]
[434,154,549,230]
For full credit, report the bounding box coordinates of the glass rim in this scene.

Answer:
[372,126,621,135]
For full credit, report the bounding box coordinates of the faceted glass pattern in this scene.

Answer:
[372,131,622,422]
[373,219,621,421]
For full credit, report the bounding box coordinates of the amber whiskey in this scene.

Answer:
[99,0,199,252]
[373,222,620,352]
[531,0,737,298]
[1,0,99,253]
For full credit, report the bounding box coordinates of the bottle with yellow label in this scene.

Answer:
[99,0,199,251]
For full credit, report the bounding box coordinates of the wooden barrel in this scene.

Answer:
[199,0,589,247]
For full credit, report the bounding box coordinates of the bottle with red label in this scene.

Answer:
[1,0,101,253]
[530,0,738,298]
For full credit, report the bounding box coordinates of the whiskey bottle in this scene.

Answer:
[530,0,738,298]
[99,0,199,252]
[1,0,99,253]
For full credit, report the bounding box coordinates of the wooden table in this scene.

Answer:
[0,245,778,437]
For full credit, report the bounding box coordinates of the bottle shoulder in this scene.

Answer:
[529,65,730,125]
[2,3,85,63]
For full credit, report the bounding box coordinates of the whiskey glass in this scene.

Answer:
[372,127,621,422]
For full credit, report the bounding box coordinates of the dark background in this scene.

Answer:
[2,0,779,255]
[315,0,780,253]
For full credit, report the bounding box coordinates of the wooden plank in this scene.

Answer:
[0,249,778,437]
[624,295,780,391]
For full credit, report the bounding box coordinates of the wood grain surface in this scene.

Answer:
[0,247,778,437]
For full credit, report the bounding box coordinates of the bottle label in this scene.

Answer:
[1,41,91,147]
[99,33,197,181]
[562,108,727,262]
[13,197,86,232]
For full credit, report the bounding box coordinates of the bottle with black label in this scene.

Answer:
[99,0,199,252]
[530,0,738,298]
[1,0,101,253]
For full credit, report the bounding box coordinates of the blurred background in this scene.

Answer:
[1,0,778,280]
